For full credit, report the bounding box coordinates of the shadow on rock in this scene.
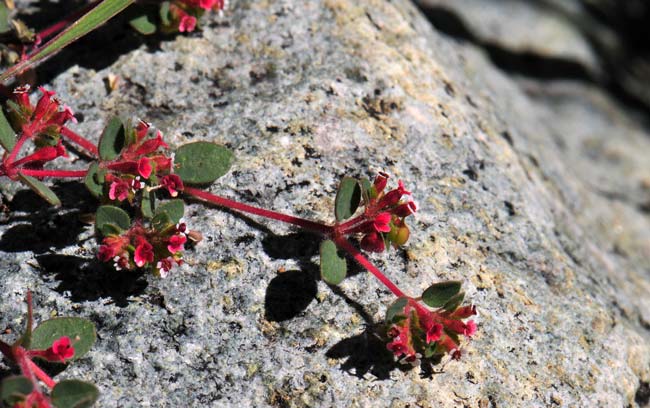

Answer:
[0,182,95,254]
[36,254,147,307]
[325,325,401,380]
[264,268,318,322]
[17,2,178,85]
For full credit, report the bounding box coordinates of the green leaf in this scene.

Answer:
[98,116,126,161]
[141,190,155,219]
[359,177,372,205]
[84,162,106,198]
[95,205,131,236]
[0,376,33,405]
[160,1,171,26]
[0,108,16,151]
[155,199,184,224]
[0,0,135,83]
[151,212,172,231]
[174,142,233,185]
[334,177,361,221]
[385,297,408,324]
[319,239,347,285]
[17,173,61,206]
[51,380,99,408]
[30,318,96,360]
[0,3,11,34]
[129,14,156,35]
[422,281,462,308]
[442,291,465,312]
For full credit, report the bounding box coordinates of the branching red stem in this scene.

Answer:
[6,131,31,166]
[27,359,56,389]
[333,236,407,298]
[19,168,87,178]
[183,186,333,235]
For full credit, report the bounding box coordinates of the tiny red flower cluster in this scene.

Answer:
[354,172,417,252]
[386,299,476,365]
[169,0,227,32]
[98,219,196,277]
[8,85,75,143]
[102,122,183,203]
[0,86,73,179]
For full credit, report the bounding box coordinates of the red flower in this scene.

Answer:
[137,157,152,179]
[161,174,184,197]
[178,14,197,32]
[51,336,75,361]
[97,245,114,262]
[108,179,130,201]
[157,257,174,278]
[167,234,187,253]
[464,320,477,337]
[425,323,443,344]
[373,212,392,233]
[134,238,154,267]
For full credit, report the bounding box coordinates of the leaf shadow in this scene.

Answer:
[0,182,95,254]
[35,254,147,307]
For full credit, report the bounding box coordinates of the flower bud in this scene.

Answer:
[373,171,389,195]
[393,200,417,217]
[388,223,410,247]
[360,231,385,252]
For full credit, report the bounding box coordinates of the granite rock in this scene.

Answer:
[1,0,650,407]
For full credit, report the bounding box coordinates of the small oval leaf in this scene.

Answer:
[141,190,155,219]
[129,14,156,35]
[95,205,131,236]
[151,212,172,231]
[17,174,61,206]
[422,281,462,308]
[30,318,96,360]
[174,142,233,185]
[385,297,408,324]
[98,116,126,161]
[320,239,347,285]
[443,291,465,312]
[83,162,105,198]
[1,376,33,405]
[155,199,184,224]
[335,177,361,221]
[0,108,16,151]
[51,380,99,408]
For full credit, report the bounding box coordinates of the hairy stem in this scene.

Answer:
[61,127,98,157]
[19,168,87,178]
[183,186,333,235]
[6,131,31,167]
[334,237,407,298]
[27,359,56,389]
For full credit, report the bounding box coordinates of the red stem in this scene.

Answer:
[183,186,333,235]
[334,236,407,298]
[19,168,87,178]
[28,359,56,389]
[60,127,98,157]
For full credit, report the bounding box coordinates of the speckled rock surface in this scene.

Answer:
[1,0,650,407]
